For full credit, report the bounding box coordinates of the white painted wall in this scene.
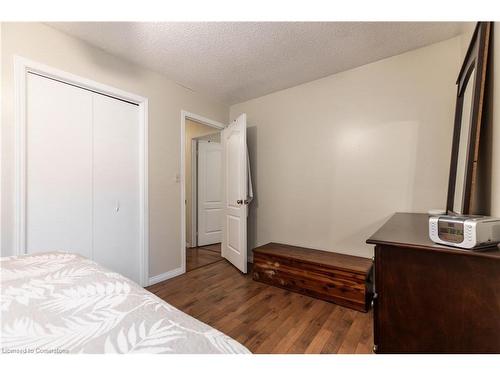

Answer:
[0,23,229,280]
[231,36,464,259]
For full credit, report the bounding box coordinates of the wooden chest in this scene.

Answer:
[252,243,373,312]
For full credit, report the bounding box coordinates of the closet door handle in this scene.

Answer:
[116,200,120,212]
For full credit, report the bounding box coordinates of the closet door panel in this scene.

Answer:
[92,94,140,283]
[26,73,93,256]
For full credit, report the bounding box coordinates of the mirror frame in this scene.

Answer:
[446,22,492,215]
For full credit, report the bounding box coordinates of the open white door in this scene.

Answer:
[221,114,248,273]
[197,140,223,246]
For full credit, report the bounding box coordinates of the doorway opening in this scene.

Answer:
[181,112,225,273]
[181,111,249,276]
[187,124,224,271]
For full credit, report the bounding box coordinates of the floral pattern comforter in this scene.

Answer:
[0,252,250,354]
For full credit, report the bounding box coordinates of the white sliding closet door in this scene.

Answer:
[26,73,93,257]
[25,72,143,285]
[93,94,140,283]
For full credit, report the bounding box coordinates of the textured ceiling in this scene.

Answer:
[48,22,467,105]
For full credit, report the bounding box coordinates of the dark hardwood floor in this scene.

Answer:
[147,257,374,354]
[186,243,223,271]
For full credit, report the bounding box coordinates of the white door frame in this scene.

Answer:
[180,111,225,273]
[190,138,198,248]
[14,56,150,286]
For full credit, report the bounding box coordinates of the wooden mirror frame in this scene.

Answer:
[446,22,492,215]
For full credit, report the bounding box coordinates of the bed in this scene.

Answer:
[0,252,250,354]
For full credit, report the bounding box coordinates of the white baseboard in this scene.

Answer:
[148,266,184,286]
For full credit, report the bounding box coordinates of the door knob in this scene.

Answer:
[237,199,243,205]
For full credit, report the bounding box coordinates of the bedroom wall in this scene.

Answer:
[0,23,229,280]
[231,36,464,259]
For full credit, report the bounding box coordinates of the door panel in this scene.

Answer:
[197,141,223,246]
[221,114,247,273]
[227,215,241,252]
[26,73,93,257]
[227,138,241,206]
[205,209,222,232]
[93,94,141,284]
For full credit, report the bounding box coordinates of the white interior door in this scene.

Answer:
[92,94,141,284]
[26,73,93,257]
[221,114,247,273]
[197,140,223,246]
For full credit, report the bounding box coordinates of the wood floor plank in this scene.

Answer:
[146,259,373,354]
[304,306,340,353]
[251,293,313,353]
[355,311,374,354]
[321,309,356,353]
[337,311,369,354]
[199,243,222,253]
[186,244,223,271]
[270,300,324,353]
[287,302,334,353]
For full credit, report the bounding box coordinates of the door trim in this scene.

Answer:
[180,111,225,274]
[14,56,150,287]
[190,138,198,248]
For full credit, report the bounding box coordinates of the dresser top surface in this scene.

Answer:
[366,212,500,259]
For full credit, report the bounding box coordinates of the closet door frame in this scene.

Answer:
[14,56,149,286]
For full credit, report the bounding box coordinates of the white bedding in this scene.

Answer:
[0,252,250,354]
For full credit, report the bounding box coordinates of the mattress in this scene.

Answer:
[0,252,250,354]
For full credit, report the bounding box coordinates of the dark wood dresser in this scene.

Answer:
[367,212,500,353]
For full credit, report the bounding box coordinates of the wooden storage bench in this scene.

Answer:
[252,243,373,312]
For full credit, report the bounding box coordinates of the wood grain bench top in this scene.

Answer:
[253,242,372,275]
